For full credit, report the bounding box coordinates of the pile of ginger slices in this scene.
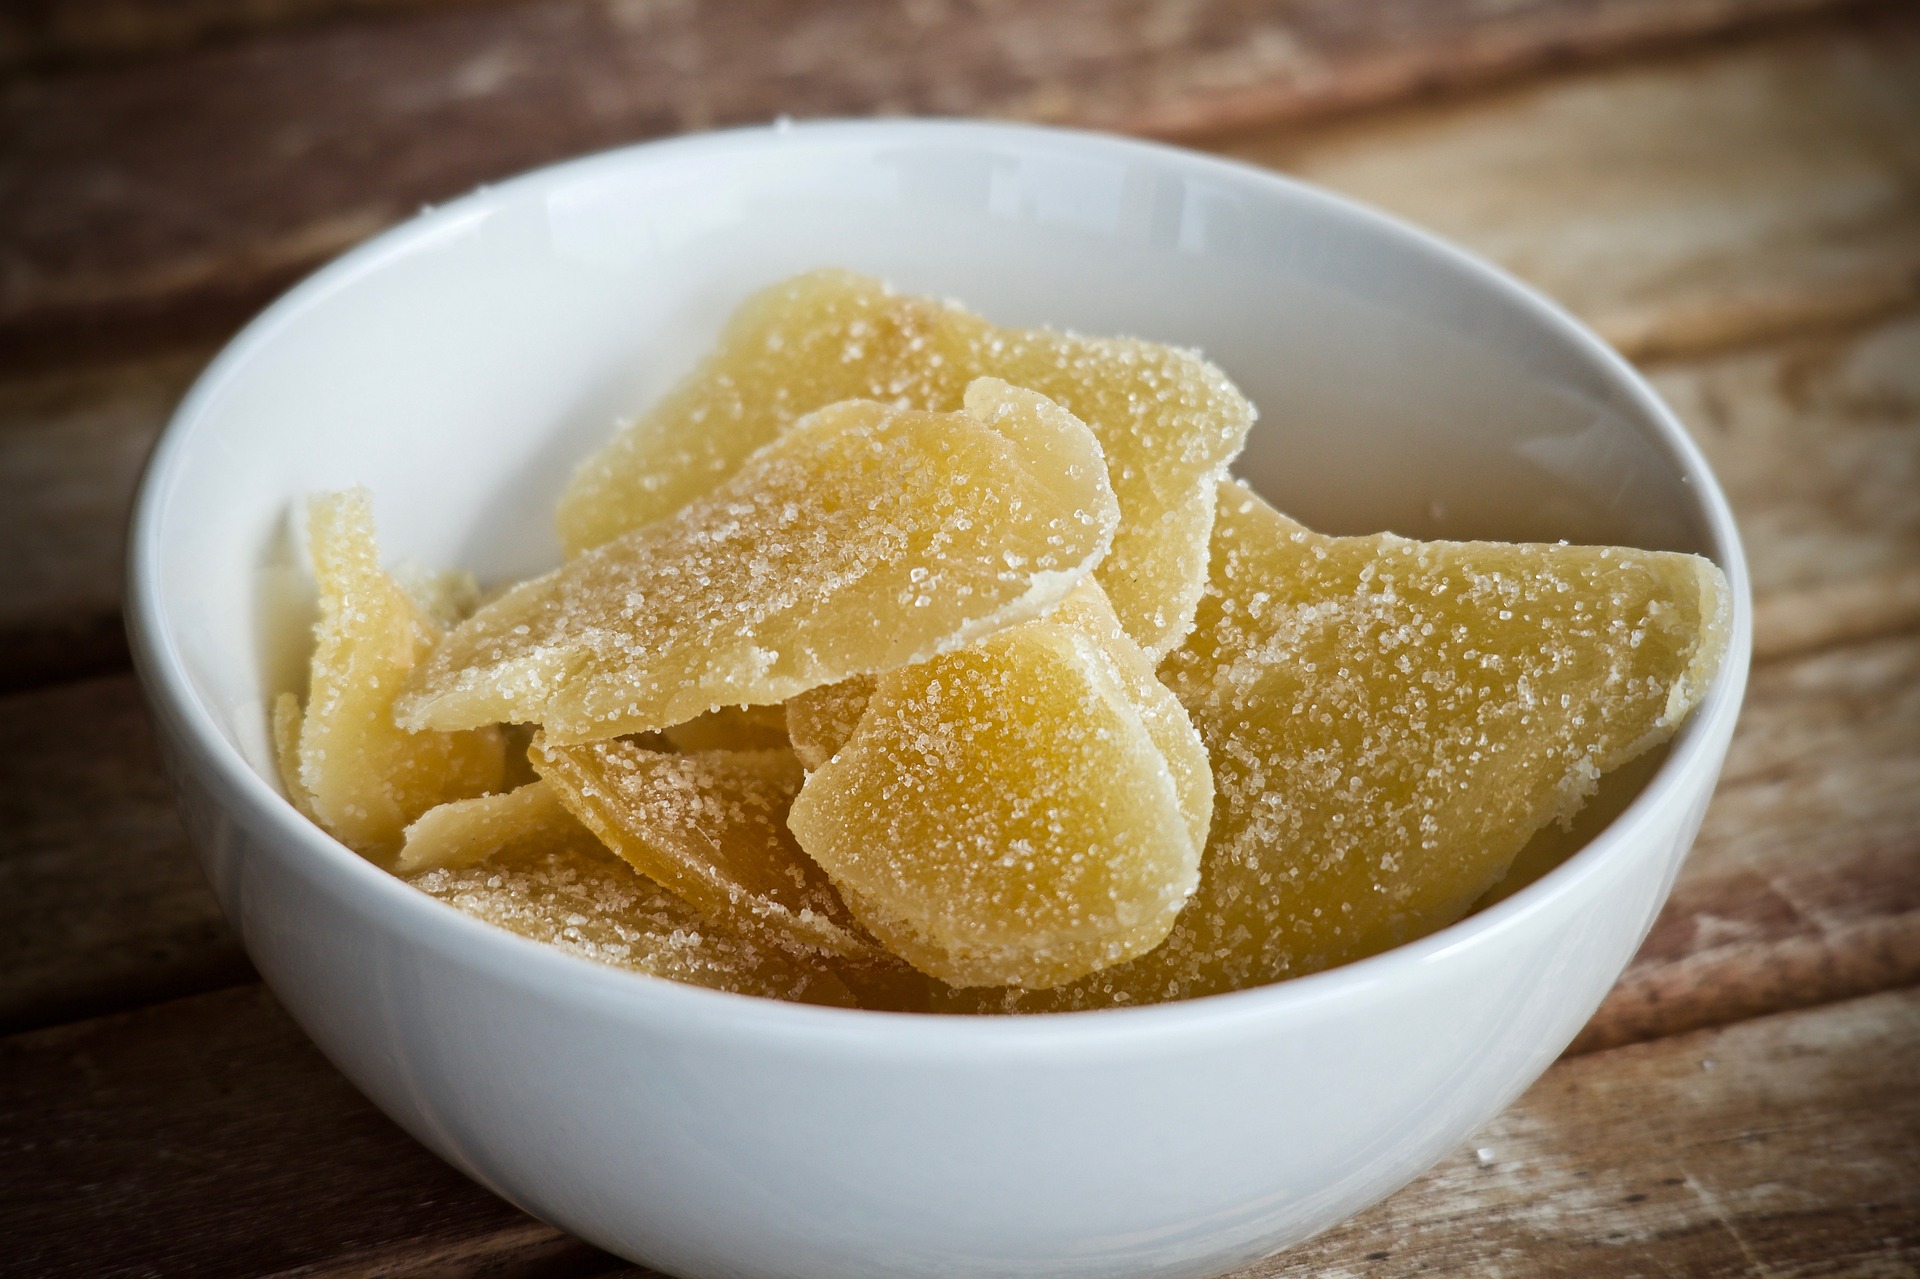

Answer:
[274,270,1731,1012]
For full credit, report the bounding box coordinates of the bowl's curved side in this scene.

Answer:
[141,684,1734,1279]
[126,118,1751,1279]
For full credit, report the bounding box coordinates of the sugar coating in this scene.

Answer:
[398,378,1117,742]
[531,735,888,964]
[272,692,318,822]
[785,675,876,772]
[789,591,1212,851]
[970,481,1731,1011]
[556,269,1254,657]
[663,702,791,753]
[284,491,504,861]
[397,777,576,874]
[787,583,1206,989]
[405,784,854,1006]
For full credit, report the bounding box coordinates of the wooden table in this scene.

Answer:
[4,2,1917,1274]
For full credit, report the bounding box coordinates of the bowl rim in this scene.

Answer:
[126,116,1753,1049]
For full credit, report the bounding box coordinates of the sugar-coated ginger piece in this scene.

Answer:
[785,675,876,771]
[556,269,1254,657]
[398,378,1117,742]
[789,591,1212,850]
[405,782,855,1006]
[531,735,889,965]
[662,703,791,753]
[272,692,318,822]
[397,777,577,874]
[981,481,1731,1011]
[786,583,1208,990]
[285,491,504,861]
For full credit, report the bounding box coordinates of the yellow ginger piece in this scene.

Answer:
[531,735,887,965]
[785,675,876,772]
[786,583,1210,990]
[790,590,1211,849]
[663,703,791,753]
[397,777,577,874]
[405,780,855,1006]
[986,481,1731,1011]
[557,269,1254,657]
[271,692,318,821]
[399,378,1117,742]
[283,492,504,861]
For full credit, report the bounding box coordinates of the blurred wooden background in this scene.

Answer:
[3,1,1917,1274]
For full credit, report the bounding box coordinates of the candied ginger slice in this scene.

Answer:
[405,793,854,1006]
[397,778,578,874]
[992,481,1732,1011]
[291,491,504,860]
[785,675,876,771]
[663,703,791,753]
[787,583,1206,989]
[786,591,1210,851]
[531,735,887,964]
[271,692,319,821]
[399,379,1117,742]
[556,269,1253,656]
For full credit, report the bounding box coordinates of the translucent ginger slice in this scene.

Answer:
[271,692,319,821]
[399,378,1117,742]
[531,735,889,965]
[397,777,577,874]
[289,491,505,861]
[785,675,876,771]
[786,582,1208,990]
[556,269,1254,657]
[983,481,1731,1011]
[663,703,791,753]
[404,783,854,1006]
[789,589,1212,850]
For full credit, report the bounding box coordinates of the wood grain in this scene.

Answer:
[1653,313,1920,603]
[0,0,1880,365]
[0,0,501,74]
[1256,987,1920,1277]
[1220,12,1920,361]
[0,676,250,1034]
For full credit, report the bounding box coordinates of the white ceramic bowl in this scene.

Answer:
[128,120,1750,1279]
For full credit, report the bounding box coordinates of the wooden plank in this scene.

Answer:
[1575,630,1920,1054]
[0,1,501,75]
[0,0,1878,365]
[0,984,628,1279]
[1256,987,1920,1277]
[0,349,208,691]
[3,978,1912,1277]
[1218,11,1920,361]
[0,675,251,1035]
[1651,312,1920,625]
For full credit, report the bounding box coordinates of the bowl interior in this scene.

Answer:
[139,120,1731,856]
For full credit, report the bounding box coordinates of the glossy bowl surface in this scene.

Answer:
[128,119,1750,1279]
